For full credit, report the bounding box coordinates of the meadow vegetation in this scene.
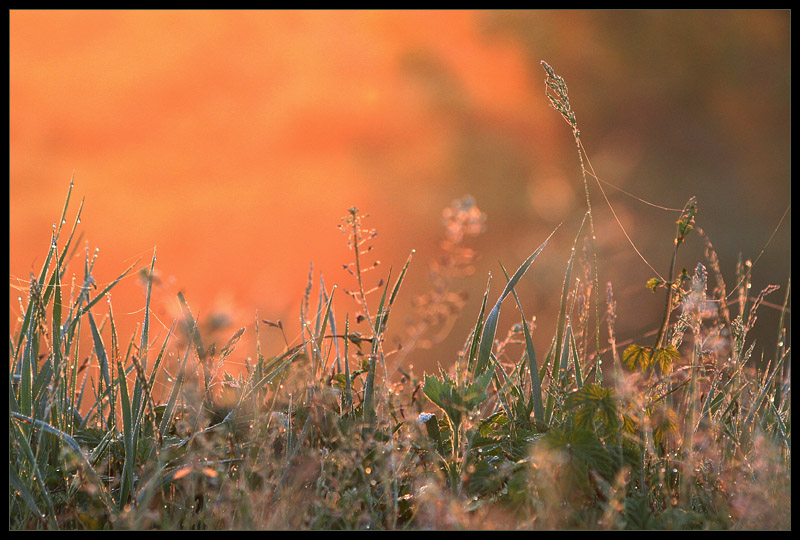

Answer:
[9,62,790,530]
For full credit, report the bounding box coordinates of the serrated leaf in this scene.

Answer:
[423,374,463,429]
[565,383,620,433]
[479,412,509,437]
[330,373,347,389]
[622,414,638,434]
[541,427,615,483]
[653,345,680,375]
[651,407,680,447]
[464,369,493,411]
[622,344,653,372]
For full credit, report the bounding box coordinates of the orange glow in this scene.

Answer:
[10,11,791,393]
[10,11,541,367]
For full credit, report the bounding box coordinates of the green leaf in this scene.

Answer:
[565,383,620,433]
[466,276,491,377]
[117,361,135,507]
[478,412,509,438]
[420,413,445,455]
[540,426,615,483]
[423,373,463,429]
[464,369,494,411]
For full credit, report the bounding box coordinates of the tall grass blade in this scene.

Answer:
[177,291,211,403]
[11,411,117,515]
[742,348,789,432]
[9,462,45,525]
[343,314,353,414]
[19,320,35,420]
[159,340,191,440]
[474,224,560,378]
[552,215,587,385]
[465,275,491,380]
[12,180,76,358]
[499,262,544,425]
[116,360,135,508]
[568,325,583,389]
[313,283,336,379]
[66,261,137,335]
[363,272,392,425]
[10,419,58,529]
[139,248,157,369]
[87,311,111,388]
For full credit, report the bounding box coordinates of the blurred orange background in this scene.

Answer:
[10,10,790,385]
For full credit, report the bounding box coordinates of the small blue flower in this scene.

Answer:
[417,412,434,425]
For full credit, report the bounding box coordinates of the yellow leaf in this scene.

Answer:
[622,344,653,372]
[653,346,681,375]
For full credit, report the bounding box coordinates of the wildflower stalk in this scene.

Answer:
[347,206,376,334]
[542,61,602,372]
[653,197,697,351]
